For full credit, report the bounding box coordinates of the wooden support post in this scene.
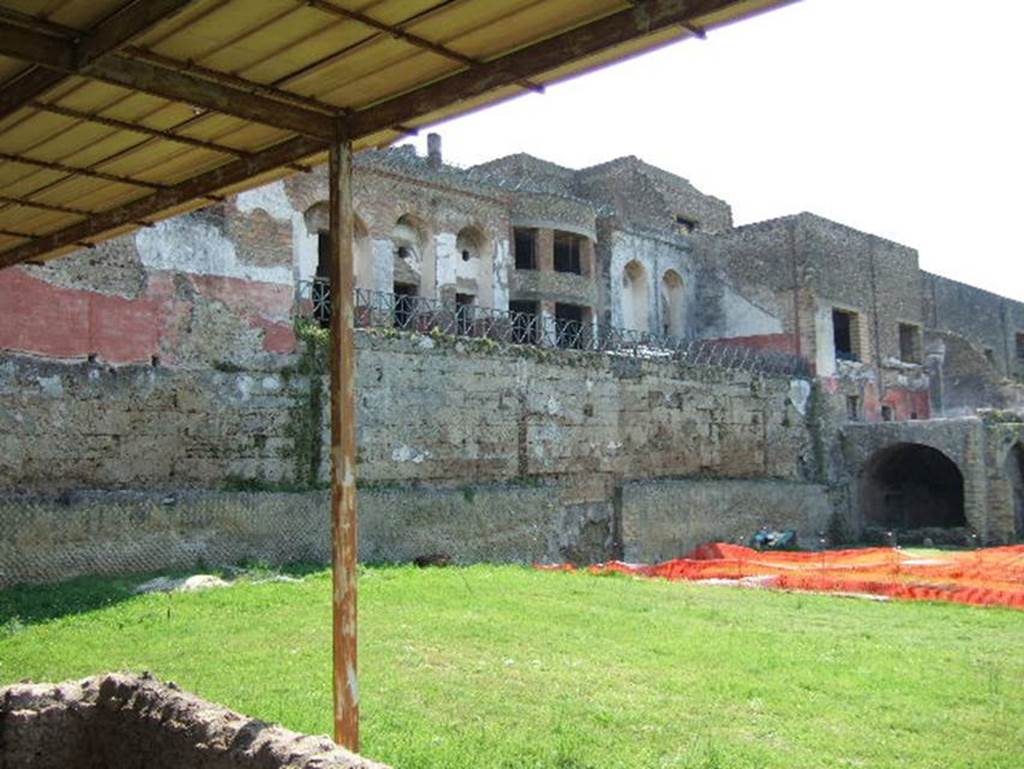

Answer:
[328,139,359,751]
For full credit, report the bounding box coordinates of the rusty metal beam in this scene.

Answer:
[0,0,195,122]
[0,21,336,141]
[0,134,324,268]
[306,0,543,94]
[345,0,732,139]
[327,139,359,752]
[121,45,340,115]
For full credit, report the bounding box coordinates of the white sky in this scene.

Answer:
[400,0,1024,301]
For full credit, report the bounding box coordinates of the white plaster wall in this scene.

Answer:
[717,287,784,338]
[372,238,393,294]
[492,238,510,310]
[815,299,838,376]
[136,217,293,286]
[610,231,695,335]
[435,232,457,290]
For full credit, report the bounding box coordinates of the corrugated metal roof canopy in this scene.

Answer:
[0,0,794,269]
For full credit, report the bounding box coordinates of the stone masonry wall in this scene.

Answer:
[1,673,385,769]
[0,332,814,492]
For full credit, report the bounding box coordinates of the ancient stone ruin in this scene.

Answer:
[0,673,383,769]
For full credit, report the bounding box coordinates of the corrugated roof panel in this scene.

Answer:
[0,0,797,266]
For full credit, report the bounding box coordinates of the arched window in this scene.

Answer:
[621,260,649,333]
[661,269,685,339]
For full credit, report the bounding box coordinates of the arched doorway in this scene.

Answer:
[1005,443,1024,540]
[861,443,966,530]
[660,269,685,338]
[621,260,648,333]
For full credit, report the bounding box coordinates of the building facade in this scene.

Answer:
[2,134,1024,585]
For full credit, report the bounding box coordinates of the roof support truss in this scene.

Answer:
[0,134,327,268]
[0,12,337,141]
[0,0,196,121]
[1,0,760,268]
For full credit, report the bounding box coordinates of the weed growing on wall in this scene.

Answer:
[286,318,330,488]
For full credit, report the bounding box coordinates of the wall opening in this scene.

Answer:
[660,269,685,338]
[1006,443,1024,540]
[861,443,966,530]
[455,292,475,335]
[509,299,539,344]
[832,308,861,361]
[898,323,921,363]
[393,282,418,328]
[513,227,537,270]
[553,231,583,275]
[554,303,587,349]
[391,214,426,292]
[621,260,648,333]
[846,395,860,422]
[673,214,698,234]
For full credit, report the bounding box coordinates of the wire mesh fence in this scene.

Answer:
[299,282,811,378]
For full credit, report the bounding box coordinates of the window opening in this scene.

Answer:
[898,323,921,363]
[393,283,418,329]
[555,303,586,349]
[514,228,537,270]
[846,395,860,421]
[833,309,860,361]
[455,293,475,335]
[553,231,582,275]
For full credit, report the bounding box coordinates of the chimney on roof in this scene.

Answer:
[427,133,442,169]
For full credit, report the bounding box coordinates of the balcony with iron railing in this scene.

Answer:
[298,278,811,378]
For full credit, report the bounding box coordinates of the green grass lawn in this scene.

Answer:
[1,566,1022,769]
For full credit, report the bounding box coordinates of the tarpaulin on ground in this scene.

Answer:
[539,544,1024,610]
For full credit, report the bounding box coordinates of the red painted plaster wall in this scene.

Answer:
[0,267,296,364]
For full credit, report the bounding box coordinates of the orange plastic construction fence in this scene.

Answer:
[539,543,1024,609]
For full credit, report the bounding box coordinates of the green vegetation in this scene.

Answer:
[2,566,1022,769]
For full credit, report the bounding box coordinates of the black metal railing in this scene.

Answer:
[298,279,811,378]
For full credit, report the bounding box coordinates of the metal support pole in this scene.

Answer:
[328,139,359,751]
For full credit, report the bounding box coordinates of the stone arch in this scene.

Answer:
[660,269,685,338]
[1004,442,1024,539]
[456,225,486,263]
[303,203,372,288]
[621,260,649,333]
[454,224,488,295]
[860,443,966,530]
[391,214,428,290]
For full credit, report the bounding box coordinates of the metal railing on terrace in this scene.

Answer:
[299,279,811,378]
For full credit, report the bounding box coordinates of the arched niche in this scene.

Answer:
[391,214,428,290]
[860,443,966,530]
[621,260,649,333]
[660,269,685,339]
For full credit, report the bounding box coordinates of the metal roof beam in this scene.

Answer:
[30,101,311,173]
[0,152,165,190]
[305,0,544,94]
[344,0,734,139]
[0,0,195,121]
[0,20,336,142]
[0,134,327,268]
